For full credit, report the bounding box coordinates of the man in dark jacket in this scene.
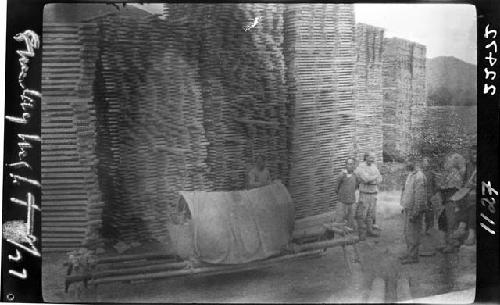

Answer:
[436,152,466,252]
[422,157,437,234]
[334,157,358,231]
[443,146,477,252]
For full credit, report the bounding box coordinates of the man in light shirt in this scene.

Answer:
[354,152,382,238]
[399,158,427,264]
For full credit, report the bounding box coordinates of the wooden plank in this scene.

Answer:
[42,247,81,252]
[97,252,179,264]
[41,206,87,212]
[42,200,89,206]
[42,227,86,232]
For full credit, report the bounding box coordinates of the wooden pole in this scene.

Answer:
[293,236,359,252]
[66,261,188,285]
[67,236,358,288]
[96,252,179,264]
[90,250,323,285]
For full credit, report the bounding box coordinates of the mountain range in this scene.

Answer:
[426,56,477,106]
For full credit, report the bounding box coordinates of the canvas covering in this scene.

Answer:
[179,182,295,264]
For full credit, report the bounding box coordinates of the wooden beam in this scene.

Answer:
[96,252,179,264]
[293,236,359,252]
[90,250,323,285]
[234,118,281,127]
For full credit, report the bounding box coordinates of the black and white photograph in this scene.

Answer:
[36,2,479,303]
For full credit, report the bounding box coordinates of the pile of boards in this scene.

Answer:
[41,23,103,252]
[353,23,385,163]
[284,4,357,219]
[41,4,379,249]
[90,15,211,242]
[382,37,427,160]
[90,5,291,242]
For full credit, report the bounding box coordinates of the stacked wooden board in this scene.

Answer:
[42,6,385,249]
[41,23,104,252]
[382,37,427,160]
[90,15,210,242]
[41,23,82,96]
[169,4,291,190]
[284,4,356,219]
[353,23,384,163]
[91,7,290,242]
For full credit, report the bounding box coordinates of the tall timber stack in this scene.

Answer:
[41,22,103,252]
[91,15,211,242]
[91,6,290,242]
[166,4,290,191]
[42,5,372,249]
[284,4,356,219]
[353,23,384,163]
[382,37,427,160]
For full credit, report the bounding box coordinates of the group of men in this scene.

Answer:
[247,147,477,265]
[333,152,382,240]
[332,147,477,264]
[397,147,476,264]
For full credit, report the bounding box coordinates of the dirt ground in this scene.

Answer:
[42,191,476,303]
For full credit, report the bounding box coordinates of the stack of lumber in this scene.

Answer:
[284,4,356,219]
[41,23,104,252]
[91,8,289,241]
[41,23,81,96]
[43,5,368,248]
[91,15,210,242]
[353,23,384,163]
[169,4,290,190]
[382,37,427,160]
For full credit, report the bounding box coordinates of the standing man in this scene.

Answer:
[436,152,466,252]
[247,155,272,189]
[443,146,477,252]
[462,146,477,246]
[334,157,358,230]
[399,158,427,264]
[422,157,437,234]
[354,152,382,237]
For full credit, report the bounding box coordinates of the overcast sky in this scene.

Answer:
[355,4,477,65]
[135,3,477,65]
